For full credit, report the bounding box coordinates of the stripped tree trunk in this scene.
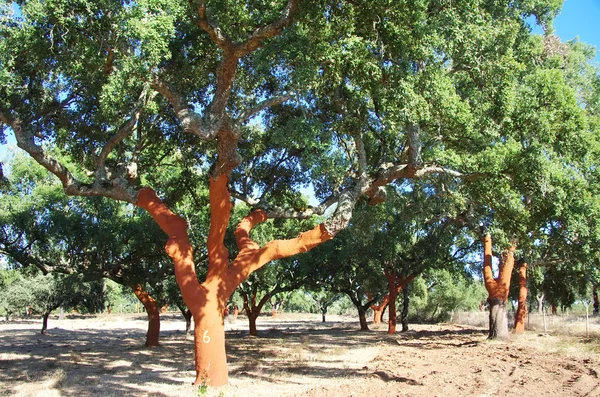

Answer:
[482,235,515,340]
[386,272,399,334]
[514,261,528,334]
[369,293,389,324]
[136,176,333,386]
[132,284,161,347]
[385,271,416,335]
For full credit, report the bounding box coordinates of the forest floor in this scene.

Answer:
[1,312,599,397]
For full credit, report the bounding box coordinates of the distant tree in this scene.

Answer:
[2,270,105,333]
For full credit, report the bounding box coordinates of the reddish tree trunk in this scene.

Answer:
[482,235,515,340]
[137,175,333,386]
[369,294,389,324]
[132,284,161,347]
[385,271,416,335]
[514,261,528,334]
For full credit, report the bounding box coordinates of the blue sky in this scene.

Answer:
[553,0,600,62]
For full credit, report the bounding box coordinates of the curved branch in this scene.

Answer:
[234,0,301,57]
[192,0,234,49]
[2,111,138,203]
[150,77,215,139]
[96,87,154,170]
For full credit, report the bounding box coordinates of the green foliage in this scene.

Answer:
[409,269,487,322]
[0,268,105,320]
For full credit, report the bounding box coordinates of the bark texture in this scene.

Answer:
[482,235,515,340]
[514,261,528,334]
[132,284,161,347]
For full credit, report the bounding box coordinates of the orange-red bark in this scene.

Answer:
[136,175,334,387]
[514,261,528,334]
[132,284,160,347]
[369,294,390,324]
[482,235,515,339]
[385,271,416,335]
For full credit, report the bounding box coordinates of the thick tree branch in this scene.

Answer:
[192,0,234,49]
[207,175,233,274]
[230,190,338,219]
[1,111,138,203]
[229,213,333,286]
[234,0,300,57]
[150,77,215,139]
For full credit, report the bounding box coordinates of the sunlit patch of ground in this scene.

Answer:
[1,313,599,396]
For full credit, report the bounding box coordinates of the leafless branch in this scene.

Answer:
[96,86,155,169]
[237,93,292,123]
[231,190,338,219]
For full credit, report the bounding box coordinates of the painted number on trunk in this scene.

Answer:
[203,330,210,343]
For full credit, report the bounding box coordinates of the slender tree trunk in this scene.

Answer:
[242,289,271,337]
[41,311,51,335]
[358,309,369,331]
[137,176,332,386]
[401,286,410,332]
[321,307,327,323]
[132,284,161,347]
[387,288,398,334]
[537,293,544,314]
[184,309,192,335]
[482,235,515,340]
[248,314,258,336]
[514,261,528,334]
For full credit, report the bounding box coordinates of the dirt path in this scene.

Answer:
[1,313,599,396]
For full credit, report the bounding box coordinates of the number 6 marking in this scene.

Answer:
[203,330,210,343]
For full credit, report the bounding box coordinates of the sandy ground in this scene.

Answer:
[0,312,599,397]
